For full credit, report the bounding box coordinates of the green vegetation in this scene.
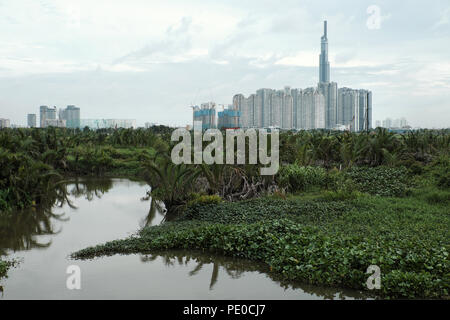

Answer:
[0,127,169,211]
[0,260,9,278]
[1,126,449,298]
[73,193,449,299]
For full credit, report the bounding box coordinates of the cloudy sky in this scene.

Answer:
[0,0,449,128]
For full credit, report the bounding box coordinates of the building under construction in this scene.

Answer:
[218,105,240,130]
[192,102,217,130]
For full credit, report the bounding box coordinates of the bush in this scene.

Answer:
[404,160,424,175]
[0,260,11,279]
[187,194,222,207]
[277,165,327,192]
[346,166,409,197]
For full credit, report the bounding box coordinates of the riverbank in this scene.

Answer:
[72,189,449,299]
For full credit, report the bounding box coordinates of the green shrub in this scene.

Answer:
[0,260,10,279]
[346,166,409,197]
[187,194,222,208]
[277,165,327,192]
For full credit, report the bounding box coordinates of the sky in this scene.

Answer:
[0,0,449,128]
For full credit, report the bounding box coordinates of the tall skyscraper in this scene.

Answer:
[319,21,330,83]
[27,114,37,128]
[60,105,80,128]
[230,20,372,132]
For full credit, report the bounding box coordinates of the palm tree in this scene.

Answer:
[143,152,200,217]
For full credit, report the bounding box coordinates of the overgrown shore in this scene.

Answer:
[73,189,449,299]
[1,127,449,298]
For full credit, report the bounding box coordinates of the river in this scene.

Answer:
[0,178,366,300]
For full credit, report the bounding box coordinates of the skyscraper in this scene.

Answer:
[319,21,330,83]
[0,118,10,128]
[318,82,338,129]
[40,106,57,128]
[230,20,372,132]
[218,105,240,129]
[192,102,216,130]
[282,92,293,129]
[60,105,80,128]
[27,114,36,128]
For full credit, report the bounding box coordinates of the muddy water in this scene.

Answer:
[0,178,366,300]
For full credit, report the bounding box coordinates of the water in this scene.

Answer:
[0,178,365,300]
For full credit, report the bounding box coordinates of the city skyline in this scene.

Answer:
[227,21,371,132]
[0,1,449,128]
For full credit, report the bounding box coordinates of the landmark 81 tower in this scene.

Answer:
[319,21,330,83]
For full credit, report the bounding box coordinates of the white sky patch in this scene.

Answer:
[432,6,450,29]
[0,0,449,128]
[275,51,317,67]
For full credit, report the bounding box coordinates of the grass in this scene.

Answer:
[72,189,450,299]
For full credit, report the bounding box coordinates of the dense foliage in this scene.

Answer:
[2,127,450,298]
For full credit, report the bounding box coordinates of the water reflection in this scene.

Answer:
[0,179,116,255]
[139,250,368,300]
[66,178,114,201]
[1,179,367,300]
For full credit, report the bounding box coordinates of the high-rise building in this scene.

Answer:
[282,93,293,129]
[246,94,256,128]
[192,102,216,130]
[0,118,10,128]
[358,89,372,131]
[60,105,80,128]
[255,89,273,128]
[302,88,325,129]
[337,88,372,132]
[27,114,37,128]
[319,21,330,83]
[218,105,240,130]
[270,91,282,128]
[318,82,338,129]
[233,94,248,128]
[40,106,57,128]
